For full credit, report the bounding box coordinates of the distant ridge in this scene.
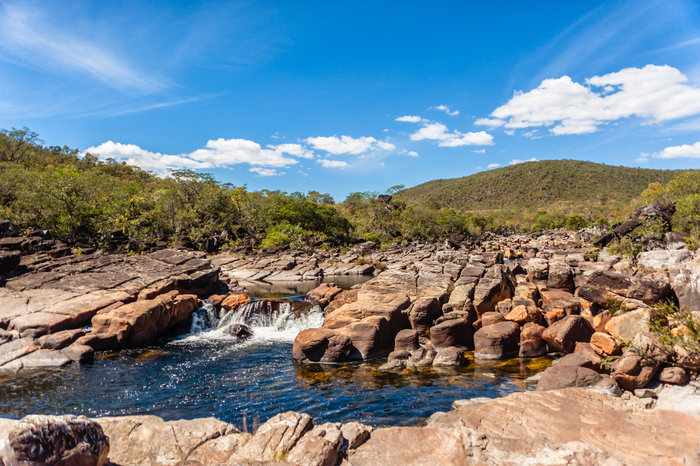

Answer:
[397,160,684,212]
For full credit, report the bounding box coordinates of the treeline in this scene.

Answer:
[0,128,698,252]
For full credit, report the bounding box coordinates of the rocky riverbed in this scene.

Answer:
[1,222,700,465]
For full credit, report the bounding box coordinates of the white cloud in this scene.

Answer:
[474,118,505,128]
[249,167,281,176]
[410,122,494,147]
[405,150,419,157]
[269,143,315,159]
[395,115,425,123]
[473,149,486,154]
[658,141,700,159]
[432,104,460,117]
[317,159,350,169]
[305,135,395,155]
[487,163,501,169]
[488,65,700,136]
[0,3,164,92]
[510,158,538,165]
[86,137,298,176]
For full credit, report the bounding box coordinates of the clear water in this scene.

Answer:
[0,299,549,427]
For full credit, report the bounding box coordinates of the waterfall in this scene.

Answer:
[179,299,323,344]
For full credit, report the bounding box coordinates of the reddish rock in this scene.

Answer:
[519,322,547,358]
[408,297,442,335]
[658,366,689,385]
[307,283,343,307]
[590,331,621,355]
[504,305,543,325]
[292,328,355,363]
[36,329,85,350]
[480,311,504,327]
[220,293,251,311]
[542,315,594,354]
[473,265,514,315]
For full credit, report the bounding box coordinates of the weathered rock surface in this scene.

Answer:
[473,321,519,360]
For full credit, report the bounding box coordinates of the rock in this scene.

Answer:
[519,322,547,358]
[671,255,700,312]
[82,291,198,350]
[429,318,473,349]
[5,349,72,371]
[432,346,466,367]
[36,328,85,350]
[98,415,246,466]
[394,329,419,351]
[473,265,514,315]
[590,331,621,355]
[62,343,94,363]
[307,283,342,307]
[287,422,342,466]
[614,364,659,390]
[542,315,594,354]
[1,415,109,466]
[638,249,692,270]
[526,258,548,281]
[658,366,689,385]
[338,316,395,359]
[408,297,442,334]
[220,292,250,310]
[0,250,20,275]
[292,328,355,363]
[473,321,519,360]
[347,426,468,466]
[223,323,253,340]
[546,260,574,291]
[405,346,436,368]
[573,342,603,370]
[504,304,543,325]
[353,388,700,465]
[339,421,372,450]
[536,365,602,390]
[232,411,312,463]
[604,308,650,343]
[612,353,642,375]
[479,311,504,327]
[556,351,600,371]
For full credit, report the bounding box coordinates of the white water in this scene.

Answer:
[176,299,324,345]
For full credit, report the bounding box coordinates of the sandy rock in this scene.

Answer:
[473,321,519,359]
[36,328,85,350]
[287,422,342,466]
[479,311,504,327]
[658,366,689,385]
[62,343,94,363]
[339,422,372,450]
[408,297,442,334]
[220,292,251,310]
[307,283,342,307]
[604,308,650,343]
[99,415,245,466]
[473,265,514,315]
[233,411,312,463]
[504,304,543,325]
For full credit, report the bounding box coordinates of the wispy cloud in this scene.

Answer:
[431,104,459,117]
[0,3,165,92]
[71,94,221,119]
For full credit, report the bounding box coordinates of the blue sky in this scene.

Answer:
[1,0,700,199]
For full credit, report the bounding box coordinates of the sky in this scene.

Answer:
[1,0,700,199]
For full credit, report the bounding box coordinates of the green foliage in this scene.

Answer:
[638,171,700,249]
[0,128,350,251]
[649,302,700,368]
[397,160,680,229]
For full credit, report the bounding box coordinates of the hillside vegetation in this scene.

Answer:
[0,129,698,251]
[398,160,680,213]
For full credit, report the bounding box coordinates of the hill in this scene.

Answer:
[397,160,683,214]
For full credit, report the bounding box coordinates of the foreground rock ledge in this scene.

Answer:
[1,388,698,466]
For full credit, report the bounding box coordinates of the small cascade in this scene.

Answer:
[180,298,323,344]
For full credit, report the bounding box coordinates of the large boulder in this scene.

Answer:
[307,283,342,307]
[473,265,514,315]
[536,364,602,390]
[292,328,355,363]
[0,415,109,466]
[604,308,650,343]
[473,321,519,359]
[670,254,700,312]
[542,315,594,354]
[429,318,473,349]
[287,422,343,466]
[408,297,442,335]
[80,291,198,350]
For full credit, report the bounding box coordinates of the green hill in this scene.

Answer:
[397,160,682,214]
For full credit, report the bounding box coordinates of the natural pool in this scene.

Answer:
[0,292,550,427]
